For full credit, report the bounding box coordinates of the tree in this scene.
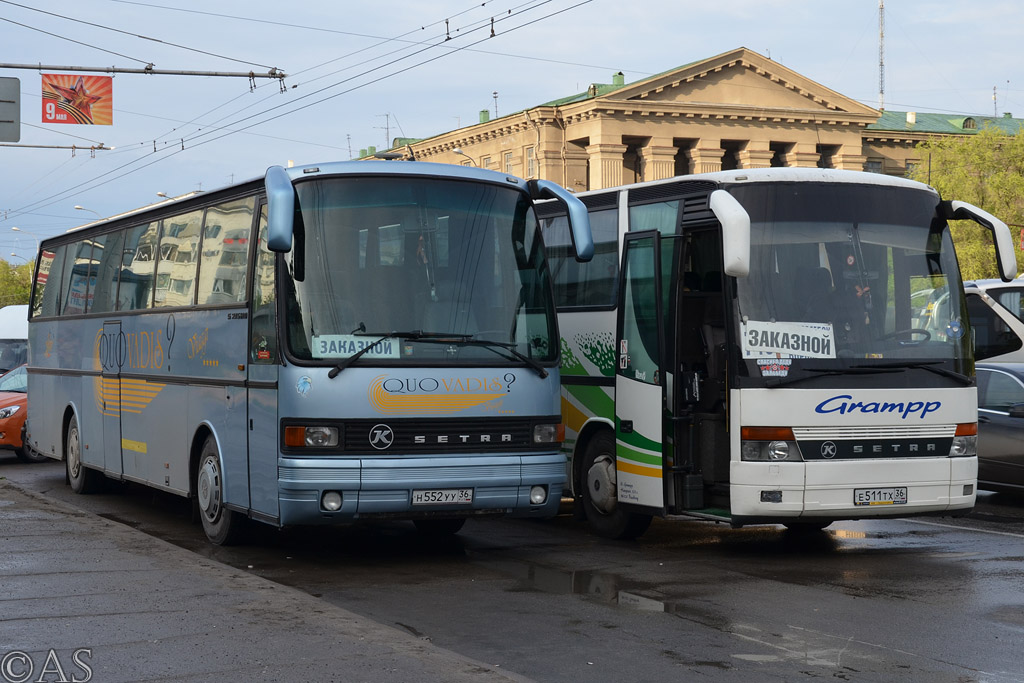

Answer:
[909,125,1024,281]
[0,259,34,307]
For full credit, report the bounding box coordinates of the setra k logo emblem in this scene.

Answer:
[821,441,837,459]
[369,424,394,450]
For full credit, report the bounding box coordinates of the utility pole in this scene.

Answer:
[376,114,391,148]
[878,0,885,111]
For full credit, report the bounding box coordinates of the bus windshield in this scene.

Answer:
[284,176,557,365]
[732,182,971,382]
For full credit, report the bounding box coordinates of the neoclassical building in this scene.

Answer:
[376,47,1023,191]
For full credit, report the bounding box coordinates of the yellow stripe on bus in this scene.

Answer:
[616,459,661,478]
[121,438,148,454]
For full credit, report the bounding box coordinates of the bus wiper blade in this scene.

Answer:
[407,332,548,378]
[851,361,972,385]
[326,330,423,379]
[460,337,549,378]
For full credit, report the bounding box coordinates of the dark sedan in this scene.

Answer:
[976,362,1024,493]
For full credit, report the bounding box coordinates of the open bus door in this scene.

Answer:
[615,231,667,515]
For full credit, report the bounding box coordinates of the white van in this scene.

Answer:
[0,305,28,374]
[964,279,1024,362]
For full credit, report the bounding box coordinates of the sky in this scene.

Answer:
[2,0,1023,262]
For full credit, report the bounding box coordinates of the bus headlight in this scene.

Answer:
[321,491,343,511]
[530,485,548,505]
[533,423,564,444]
[284,425,340,448]
[740,426,803,462]
[950,423,977,457]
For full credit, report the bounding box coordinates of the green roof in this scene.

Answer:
[869,110,1024,135]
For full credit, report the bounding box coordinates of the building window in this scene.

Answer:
[865,159,883,174]
[504,152,514,174]
[481,156,491,169]
[526,147,536,177]
[905,161,919,177]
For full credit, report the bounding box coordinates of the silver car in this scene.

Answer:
[976,362,1024,493]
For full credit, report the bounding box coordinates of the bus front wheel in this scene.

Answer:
[196,436,244,545]
[580,431,652,540]
[66,415,101,493]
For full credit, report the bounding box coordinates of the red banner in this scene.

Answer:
[41,74,112,126]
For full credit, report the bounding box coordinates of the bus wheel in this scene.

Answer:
[66,415,101,493]
[413,518,466,536]
[580,431,652,540]
[196,436,244,545]
[16,425,49,463]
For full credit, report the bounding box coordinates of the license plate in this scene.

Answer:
[854,487,908,506]
[412,488,473,505]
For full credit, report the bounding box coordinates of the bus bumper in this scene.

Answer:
[277,452,566,526]
[728,457,978,523]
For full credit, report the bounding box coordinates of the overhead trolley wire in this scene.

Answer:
[5,0,592,221]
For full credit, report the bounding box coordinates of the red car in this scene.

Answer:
[0,365,45,463]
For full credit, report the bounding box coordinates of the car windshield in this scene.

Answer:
[0,340,27,373]
[283,175,557,365]
[0,365,27,393]
[732,182,972,385]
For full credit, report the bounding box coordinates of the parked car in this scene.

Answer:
[976,362,1024,493]
[0,364,45,463]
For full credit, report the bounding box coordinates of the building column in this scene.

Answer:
[738,141,775,169]
[790,142,821,168]
[585,142,628,190]
[834,146,868,171]
[639,142,679,182]
[691,142,725,174]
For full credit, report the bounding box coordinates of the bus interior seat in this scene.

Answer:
[794,267,834,321]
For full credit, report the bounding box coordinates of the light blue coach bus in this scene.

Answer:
[26,161,593,544]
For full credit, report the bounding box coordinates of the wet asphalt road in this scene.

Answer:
[3,454,1024,683]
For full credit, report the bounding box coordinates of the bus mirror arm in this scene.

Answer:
[710,190,750,278]
[265,165,296,253]
[944,200,1017,282]
[528,179,594,262]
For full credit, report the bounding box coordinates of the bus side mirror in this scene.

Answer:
[528,179,594,262]
[710,190,750,278]
[944,200,1017,282]
[265,165,295,253]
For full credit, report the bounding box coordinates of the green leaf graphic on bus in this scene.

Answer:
[560,337,585,375]
[576,332,615,376]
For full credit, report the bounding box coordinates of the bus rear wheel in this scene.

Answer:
[66,415,101,493]
[196,436,244,545]
[580,431,652,540]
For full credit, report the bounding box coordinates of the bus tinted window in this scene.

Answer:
[60,241,93,315]
[198,197,254,306]
[543,207,618,308]
[89,234,124,314]
[31,247,61,318]
[155,210,202,308]
[119,222,159,310]
[251,205,277,364]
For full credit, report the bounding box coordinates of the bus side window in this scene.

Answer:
[251,205,278,364]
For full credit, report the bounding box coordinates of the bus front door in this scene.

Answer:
[615,232,666,514]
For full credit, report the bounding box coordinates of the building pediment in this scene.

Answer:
[596,47,878,120]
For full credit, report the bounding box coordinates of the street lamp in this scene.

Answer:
[73,205,101,218]
[452,147,477,166]
[10,227,39,254]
